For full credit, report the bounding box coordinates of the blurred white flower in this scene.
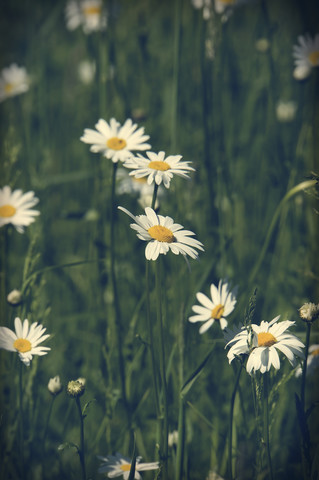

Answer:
[293,33,319,80]
[0,317,50,367]
[80,118,151,163]
[83,208,99,221]
[214,0,236,14]
[0,186,40,233]
[97,452,159,479]
[7,289,22,306]
[255,38,270,53]
[168,430,179,447]
[48,376,63,395]
[295,344,319,378]
[189,279,237,333]
[78,59,96,84]
[65,0,107,34]
[0,64,30,102]
[276,100,297,122]
[76,377,86,386]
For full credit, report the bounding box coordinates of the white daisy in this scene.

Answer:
[293,34,319,80]
[0,317,50,367]
[295,344,319,378]
[97,452,159,479]
[189,279,237,333]
[226,315,305,374]
[118,206,204,261]
[65,0,107,34]
[124,151,195,189]
[0,186,40,233]
[80,118,151,163]
[0,64,30,102]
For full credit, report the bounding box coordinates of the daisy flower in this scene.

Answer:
[80,118,151,163]
[124,151,195,189]
[0,64,29,102]
[65,0,107,34]
[293,34,319,80]
[118,206,204,261]
[226,315,305,374]
[97,452,159,479]
[295,344,319,378]
[189,279,237,333]
[0,186,40,233]
[0,317,50,367]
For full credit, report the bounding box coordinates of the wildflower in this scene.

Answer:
[78,59,96,84]
[48,376,63,395]
[0,64,30,102]
[80,118,151,163]
[124,151,195,189]
[97,452,159,479]
[65,0,107,34]
[168,430,178,447]
[0,317,50,367]
[293,33,319,80]
[118,206,204,261]
[299,302,319,323]
[67,380,85,398]
[276,100,297,122]
[0,186,40,233]
[189,279,237,333]
[7,289,22,306]
[226,315,305,374]
[295,344,319,378]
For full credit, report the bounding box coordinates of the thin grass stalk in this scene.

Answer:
[19,361,26,480]
[300,322,311,412]
[0,227,8,325]
[171,0,182,151]
[228,363,243,480]
[176,307,185,480]
[155,258,168,479]
[75,397,87,480]
[263,373,274,480]
[42,395,55,451]
[300,321,312,480]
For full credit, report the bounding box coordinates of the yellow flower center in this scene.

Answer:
[148,225,175,243]
[0,204,17,218]
[106,137,127,151]
[83,6,102,16]
[5,83,14,93]
[258,332,277,347]
[120,464,131,472]
[14,338,32,353]
[211,304,225,320]
[308,51,319,66]
[312,348,319,356]
[148,161,171,171]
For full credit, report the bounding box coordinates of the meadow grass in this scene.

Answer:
[0,0,318,479]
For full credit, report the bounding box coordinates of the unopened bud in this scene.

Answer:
[67,380,85,398]
[48,376,63,395]
[299,302,319,323]
[7,289,22,306]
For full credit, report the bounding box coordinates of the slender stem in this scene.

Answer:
[19,362,26,480]
[75,397,86,480]
[151,184,159,210]
[300,322,311,412]
[176,305,185,480]
[0,227,8,325]
[171,0,182,151]
[155,259,168,479]
[42,395,55,449]
[263,373,274,480]
[228,363,243,480]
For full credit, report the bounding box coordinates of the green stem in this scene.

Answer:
[300,322,311,412]
[263,373,274,480]
[228,363,243,480]
[75,397,86,480]
[176,305,185,480]
[42,395,55,450]
[171,0,182,151]
[19,362,26,480]
[155,259,168,479]
[0,226,8,325]
[151,183,159,210]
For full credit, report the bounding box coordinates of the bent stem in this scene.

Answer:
[75,397,87,480]
[263,373,274,480]
[228,363,243,480]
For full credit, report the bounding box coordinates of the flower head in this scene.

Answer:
[67,379,85,398]
[189,279,237,333]
[295,344,319,378]
[48,376,63,395]
[0,317,50,366]
[299,302,319,323]
[65,0,107,34]
[7,289,22,306]
[293,34,319,80]
[118,206,204,261]
[0,64,30,102]
[124,151,195,189]
[226,315,305,374]
[80,118,151,163]
[0,186,40,233]
[97,452,159,479]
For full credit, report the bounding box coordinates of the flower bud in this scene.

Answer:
[7,289,22,306]
[299,302,319,323]
[67,380,85,398]
[48,376,63,396]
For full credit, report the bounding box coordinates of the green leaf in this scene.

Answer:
[128,433,137,480]
[181,345,215,396]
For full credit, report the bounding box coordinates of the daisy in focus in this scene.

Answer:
[65,0,107,34]
[97,452,159,479]
[0,64,30,102]
[293,33,319,80]
[0,186,40,233]
[189,279,237,334]
[226,315,305,374]
[0,317,50,366]
[118,206,204,261]
[295,344,319,378]
[80,118,151,163]
[124,151,195,189]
